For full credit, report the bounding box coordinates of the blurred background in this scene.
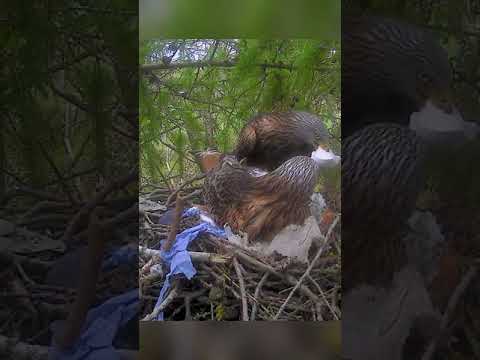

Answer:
[140,322,341,360]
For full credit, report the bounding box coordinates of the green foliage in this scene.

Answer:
[2,2,138,197]
[140,0,340,40]
[140,39,341,185]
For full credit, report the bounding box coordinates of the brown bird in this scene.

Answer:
[340,14,478,359]
[200,147,339,244]
[341,123,442,360]
[342,123,426,291]
[342,14,462,138]
[341,15,477,291]
[234,111,331,171]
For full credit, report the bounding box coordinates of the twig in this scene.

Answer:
[14,261,36,286]
[54,209,109,350]
[71,203,138,243]
[50,83,92,113]
[0,335,48,359]
[226,245,321,304]
[165,174,205,206]
[422,265,479,360]
[37,141,78,205]
[180,189,203,202]
[18,200,72,223]
[162,194,185,252]
[273,215,340,320]
[140,60,314,72]
[61,169,137,243]
[250,272,269,321]
[184,296,192,320]
[10,186,65,203]
[308,275,339,320]
[233,257,249,321]
[141,285,179,321]
[102,203,138,228]
[140,246,231,265]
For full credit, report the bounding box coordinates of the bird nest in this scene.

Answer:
[139,176,341,321]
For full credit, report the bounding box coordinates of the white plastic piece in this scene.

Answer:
[199,213,217,226]
[343,266,438,360]
[404,210,445,284]
[409,101,478,142]
[225,217,321,263]
[311,147,341,168]
[310,192,327,227]
[410,101,464,133]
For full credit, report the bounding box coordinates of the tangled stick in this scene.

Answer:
[233,257,249,321]
[165,174,205,207]
[141,283,179,321]
[250,272,269,321]
[54,208,111,350]
[273,215,340,320]
[162,193,185,252]
[61,169,137,243]
[421,265,479,360]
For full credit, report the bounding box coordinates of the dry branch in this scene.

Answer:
[54,210,109,350]
[274,215,340,320]
[139,183,341,321]
[163,194,185,252]
[141,60,295,72]
[233,257,249,321]
[422,265,479,360]
[61,169,137,243]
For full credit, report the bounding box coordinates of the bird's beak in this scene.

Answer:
[311,145,341,167]
[409,100,479,144]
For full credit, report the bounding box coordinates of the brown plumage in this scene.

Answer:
[342,14,454,137]
[234,111,330,171]
[342,123,426,291]
[201,151,320,243]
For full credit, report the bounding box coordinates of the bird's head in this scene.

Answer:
[343,15,480,142]
[197,149,224,173]
[404,36,480,145]
[380,19,480,144]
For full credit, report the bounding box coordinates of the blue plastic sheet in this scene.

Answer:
[154,207,226,320]
[102,244,137,271]
[49,289,139,360]
[157,206,201,225]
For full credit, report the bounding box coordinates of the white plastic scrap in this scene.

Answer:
[343,266,438,360]
[409,100,479,142]
[311,147,341,168]
[226,217,322,264]
[310,192,327,227]
[404,210,445,284]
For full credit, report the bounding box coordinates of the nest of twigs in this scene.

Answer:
[139,175,341,321]
[0,171,139,357]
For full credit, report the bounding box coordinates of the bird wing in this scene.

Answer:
[204,157,254,213]
[235,123,257,161]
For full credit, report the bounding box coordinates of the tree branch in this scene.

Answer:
[141,60,296,72]
[49,83,92,113]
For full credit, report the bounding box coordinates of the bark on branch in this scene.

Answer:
[141,60,298,72]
